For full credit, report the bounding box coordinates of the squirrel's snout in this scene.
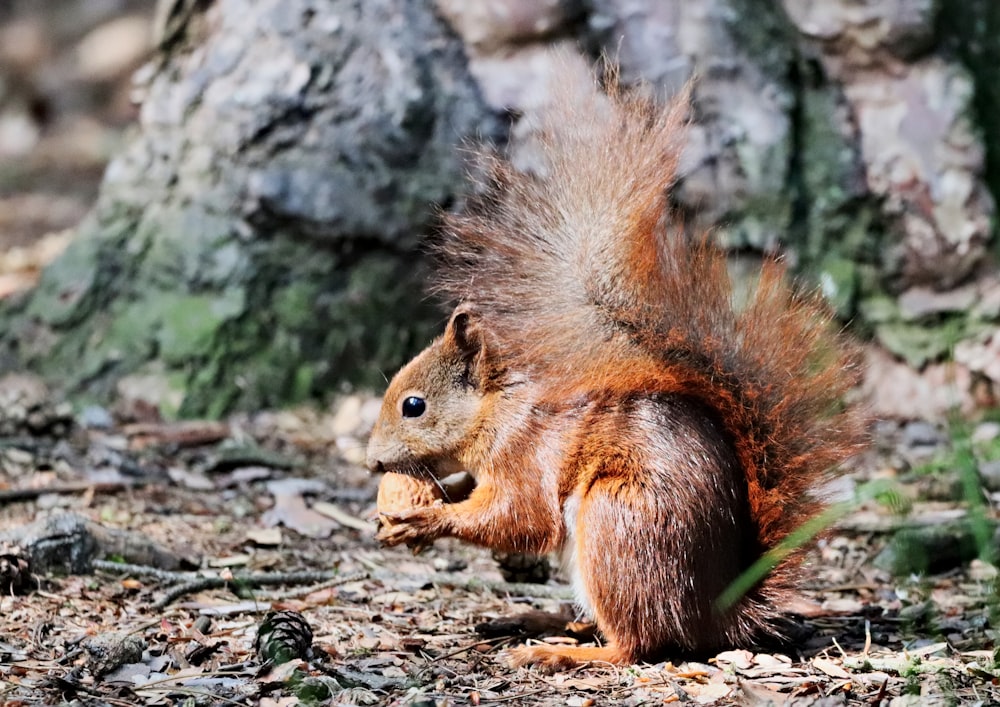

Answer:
[365,445,384,473]
[365,427,381,472]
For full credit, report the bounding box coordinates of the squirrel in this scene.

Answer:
[365,70,867,671]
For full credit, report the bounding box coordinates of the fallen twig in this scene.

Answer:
[123,421,231,449]
[92,559,198,584]
[98,553,571,608]
[369,568,574,601]
[152,570,368,609]
[0,481,136,503]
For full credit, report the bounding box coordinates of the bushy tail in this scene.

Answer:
[434,67,866,555]
[435,68,690,375]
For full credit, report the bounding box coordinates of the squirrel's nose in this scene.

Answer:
[365,443,385,473]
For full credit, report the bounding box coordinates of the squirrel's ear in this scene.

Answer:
[445,303,498,386]
[446,304,482,358]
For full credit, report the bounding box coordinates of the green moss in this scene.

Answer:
[138,207,243,287]
[272,280,324,330]
[708,7,892,322]
[24,246,97,327]
[171,242,437,417]
[874,318,966,368]
[794,71,885,274]
[724,0,797,78]
[291,364,316,401]
[816,256,857,318]
[98,300,158,366]
[3,187,442,417]
[859,295,900,325]
[157,289,246,364]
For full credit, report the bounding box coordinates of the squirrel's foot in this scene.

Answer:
[507,643,629,672]
[375,504,446,547]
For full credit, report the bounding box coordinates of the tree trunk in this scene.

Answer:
[577,0,999,413]
[1,0,499,417]
[4,0,999,418]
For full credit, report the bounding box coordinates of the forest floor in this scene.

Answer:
[1,390,999,707]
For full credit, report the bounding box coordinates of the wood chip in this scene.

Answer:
[246,527,283,546]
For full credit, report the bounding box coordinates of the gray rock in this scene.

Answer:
[78,405,114,429]
[435,0,583,51]
[979,460,1000,492]
[901,420,945,448]
[972,422,1000,444]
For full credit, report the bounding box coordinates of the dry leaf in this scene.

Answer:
[686,680,733,704]
[166,466,215,491]
[302,587,340,605]
[753,653,792,670]
[262,479,339,538]
[259,697,300,707]
[257,658,304,684]
[312,500,377,533]
[909,642,948,657]
[246,527,283,546]
[555,676,612,691]
[821,597,866,613]
[812,657,851,679]
[714,649,754,670]
[738,682,789,705]
[207,553,253,568]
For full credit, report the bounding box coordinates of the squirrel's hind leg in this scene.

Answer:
[507,643,630,671]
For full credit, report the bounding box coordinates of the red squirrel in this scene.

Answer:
[366,72,867,670]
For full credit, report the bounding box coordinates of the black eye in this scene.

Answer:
[401,396,426,418]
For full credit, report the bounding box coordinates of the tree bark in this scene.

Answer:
[4,0,999,418]
[1,0,499,417]
[578,0,999,412]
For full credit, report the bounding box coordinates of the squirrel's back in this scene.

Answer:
[434,70,867,613]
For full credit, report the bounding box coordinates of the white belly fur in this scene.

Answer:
[560,491,593,619]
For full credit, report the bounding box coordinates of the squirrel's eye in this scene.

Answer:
[401,396,426,418]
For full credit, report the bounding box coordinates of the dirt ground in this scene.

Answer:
[0,393,999,706]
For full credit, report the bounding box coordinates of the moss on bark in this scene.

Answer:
[0,0,497,417]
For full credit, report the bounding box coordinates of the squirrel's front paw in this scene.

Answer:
[375,504,446,548]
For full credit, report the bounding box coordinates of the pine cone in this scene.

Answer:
[255,610,314,664]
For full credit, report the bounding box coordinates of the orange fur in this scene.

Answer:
[366,70,867,669]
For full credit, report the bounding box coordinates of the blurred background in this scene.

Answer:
[0,0,153,294]
[0,0,998,422]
